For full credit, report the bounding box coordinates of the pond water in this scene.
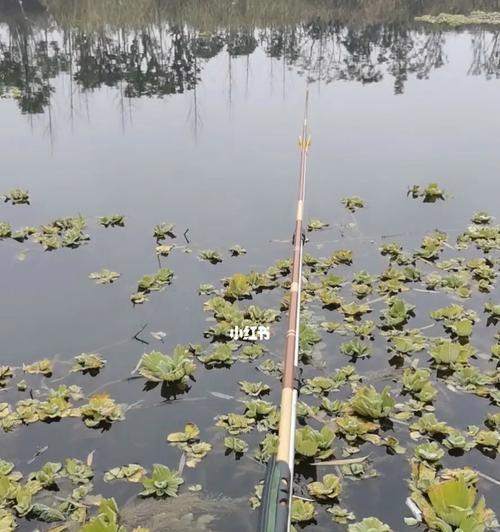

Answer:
[0,1,499,531]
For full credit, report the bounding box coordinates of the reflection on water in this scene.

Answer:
[1,0,500,116]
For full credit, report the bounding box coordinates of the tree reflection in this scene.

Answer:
[0,0,499,115]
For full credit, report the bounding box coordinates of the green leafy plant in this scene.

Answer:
[413,478,497,532]
[98,214,125,227]
[3,189,30,205]
[408,182,446,202]
[63,458,94,484]
[140,464,183,497]
[199,249,223,264]
[351,386,395,419]
[229,244,246,256]
[72,353,106,373]
[224,436,248,454]
[153,223,176,240]
[340,339,371,359]
[215,413,255,435]
[23,359,52,376]
[341,196,364,212]
[0,222,12,239]
[137,347,196,383]
[103,464,145,483]
[380,298,415,328]
[471,211,492,225]
[198,344,235,367]
[291,498,316,523]
[410,413,450,438]
[89,269,120,284]
[223,273,252,299]
[307,473,342,500]
[295,425,335,460]
[0,366,14,387]
[238,381,270,397]
[307,218,329,231]
[414,441,445,462]
[328,505,356,524]
[336,415,379,442]
[429,340,476,366]
[80,392,124,428]
[167,422,200,443]
[156,244,174,256]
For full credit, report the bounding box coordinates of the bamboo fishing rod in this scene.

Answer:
[258,90,310,532]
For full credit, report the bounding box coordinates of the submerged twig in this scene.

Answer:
[133,323,149,344]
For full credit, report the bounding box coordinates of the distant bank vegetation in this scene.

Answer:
[0,0,499,29]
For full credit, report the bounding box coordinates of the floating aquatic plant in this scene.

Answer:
[238,381,270,397]
[298,321,321,357]
[0,366,14,387]
[302,367,357,395]
[198,343,235,367]
[198,283,216,295]
[411,476,498,532]
[402,365,437,403]
[410,413,450,439]
[229,244,246,256]
[72,353,106,373]
[408,182,446,202]
[0,222,11,239]
[224,436,248,454]
[319,287,343,308]
[340,339,371,359]
[23,359,52,376]
[389,330,427,354]
[137,347,196,383]
[103,464,145,483]
[98,214,125,227]
[156,244,174,256]
[336,415,379,443]
[295,425,335,460]
[12,226,36,242]
[223,273,252,300]
[443,430,475,452]
[153,223,176,240]
[457,224,500,252]
[341,196,364,212]
[62,458,94,484]
[80,392,124,428]
[199,249,223,264]
[328,505,356,524]
[290,498,316,524]
[341,302,372,320]
[28,462,62,488]
[307,219,329,231]
[140,464,183,498]
[414,441,445,463]
[239,344,266,362]
[215,413,255,435]
[471,211,492,225]
[167,422,200,443]
[89,269,120,284]
[429,340,476,366]
[380,298,415,328]
[131,268,174,303]
[3,189,29,205]
[350,385,395,419]
[307,473,342,500]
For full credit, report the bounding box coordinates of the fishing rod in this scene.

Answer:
[258,90,310,532]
